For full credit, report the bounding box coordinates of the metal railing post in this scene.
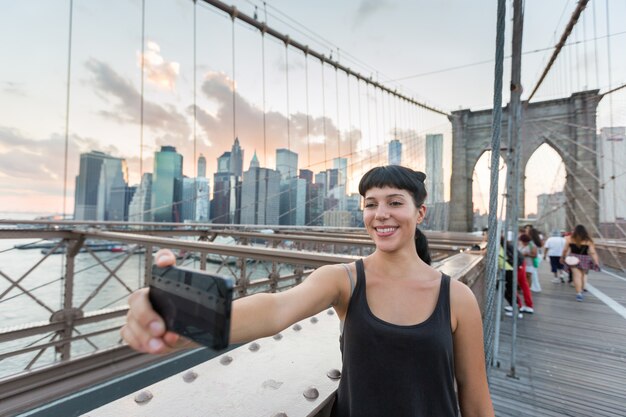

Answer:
[57,235,85,361]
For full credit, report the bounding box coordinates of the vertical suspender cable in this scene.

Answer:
[285,40,291,152]
[506,0,524,378]
[346,74,353,185]
[605,0,616,224]
[140,0,145,179]
[305,52,310,168]
[284,40,292,222]
[592,1,600,88]
[321,61,327,169]
[486,0,507,371]
[366,84,372,168]
[381,90,387,164]
[357,80,363,174]
[231,10,237,141]
[62,0,74,220]
[373,87,380,165]
[335,67,341,160]
[193,0,197,214]
[262,30,267,165]
[582,9,589,88]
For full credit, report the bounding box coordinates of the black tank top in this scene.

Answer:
[331,259,458,417]
[570,243,589,255]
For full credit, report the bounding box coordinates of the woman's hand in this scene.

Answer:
[120,249,192,354]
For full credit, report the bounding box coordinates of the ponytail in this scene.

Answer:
[415,227,432,265]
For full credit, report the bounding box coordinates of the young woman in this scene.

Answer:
[121,165,494,417]
[561,224,600,302]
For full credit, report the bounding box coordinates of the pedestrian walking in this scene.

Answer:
[543,230,566,282]
[561,224,600,302]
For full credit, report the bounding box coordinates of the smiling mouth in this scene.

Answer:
[374,226,398,234]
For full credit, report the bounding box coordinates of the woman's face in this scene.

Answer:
[362,186,425,253]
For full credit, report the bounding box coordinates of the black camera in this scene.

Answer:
[149,265,234,350]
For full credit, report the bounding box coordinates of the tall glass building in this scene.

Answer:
[388,139,402,165]
[276,148,298,180]
[240,166,281,225]
[151,146,183,222]
[425,134,444,203]
[74,151,127,221]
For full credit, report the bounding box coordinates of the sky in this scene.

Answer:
[0,0,624,217]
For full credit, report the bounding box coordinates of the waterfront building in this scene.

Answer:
[307,183,324,226]
[598,126,625,223]
[195,177,210,222]
[279,177,306,225]
[181,177,196,222]
[217,151,231,173]
[240,165,281,225]
[388,139,402,165]
[74,151,128,221]
[323,210,352,227]
[425,133,444,203]
[197,154,207,178]
[128,173,152,222]
[536,191,566,234]
[230,137,244,178]
[276,149,298,180]
[151,146,183,222]
[211,172,238,224]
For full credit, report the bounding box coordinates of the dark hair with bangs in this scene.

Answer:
[358,165,431,264]
[358,165,428,207]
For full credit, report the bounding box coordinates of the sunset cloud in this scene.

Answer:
[0,126,124,212]
[137,41,180,90]
[85,58,191,141]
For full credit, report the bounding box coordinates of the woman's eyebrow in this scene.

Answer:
[364,193,407,200]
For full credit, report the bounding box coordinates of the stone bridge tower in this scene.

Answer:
[449,90,601,232]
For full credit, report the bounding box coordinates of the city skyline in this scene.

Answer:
[1,1,624,218]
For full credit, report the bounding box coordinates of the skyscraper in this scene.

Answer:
[211,172,237,224]
[195,177,210,222]
[230,137,244,178]
[249,151,260,169]
[276,148,298,179]
[151,146,183,222]
[598,126,626,222]
[181,177,196,222]
[388,139,402,165]
[425,134,444,203]
[240,165,281,225]
[74,151,128,221]
[128,173,153,222]
[197,154,206,178]
[217,152,231,173]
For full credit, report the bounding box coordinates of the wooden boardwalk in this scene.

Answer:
[490,264,626,417]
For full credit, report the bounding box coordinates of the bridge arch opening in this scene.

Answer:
[523,143,566,233]
[471,150,507,231]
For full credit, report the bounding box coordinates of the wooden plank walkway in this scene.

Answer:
[490,263,626,417]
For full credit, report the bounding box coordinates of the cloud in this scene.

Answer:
[354,0,394,26]
[1,82,26,97]
[0,126,125,212]
[85,58,191,141]
[137,41,180,90]
[193,71,363,172]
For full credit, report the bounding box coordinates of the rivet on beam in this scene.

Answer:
[273,333,283,340]
[182,370,198,383]
[272,413,288,417]
[303,386,319,400]
[326,369,341,380]
[134,390,153,404]
[310,317,318,324]
[249,342,260,352]
[292,324,302,331]
[220,355,233,365]
[327,309,335,315]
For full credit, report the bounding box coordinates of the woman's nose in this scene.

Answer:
[375,207,389,220]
